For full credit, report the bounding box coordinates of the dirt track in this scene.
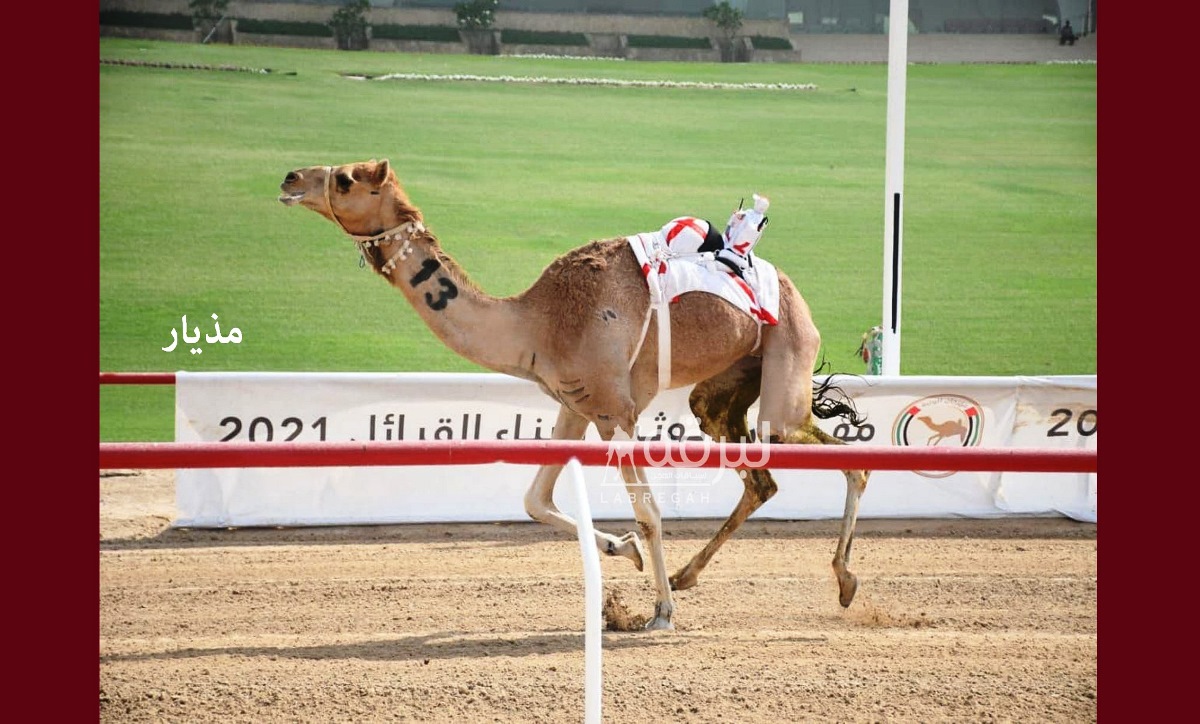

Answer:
[100,469,1096,723]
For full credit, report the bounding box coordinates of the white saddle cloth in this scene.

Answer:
[626,230,780,326]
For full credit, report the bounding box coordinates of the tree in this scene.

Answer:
[454,0,499,31]
[329,0,370,51]
[454,0,500,55]
[188,0,228,23]
[703,1,746,62]
[703,1,744,43]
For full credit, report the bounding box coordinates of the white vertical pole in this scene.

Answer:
[566,459,602,724]
[881,0,909,376]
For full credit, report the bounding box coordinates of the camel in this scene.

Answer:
[917,415,968,445]
[278,158,872,630]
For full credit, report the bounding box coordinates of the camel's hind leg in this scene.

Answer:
[794,423,871,607]
[669,357,778,592]
[523,403,645,571]
[756,276,872,608]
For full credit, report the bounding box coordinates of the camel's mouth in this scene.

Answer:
[278,192,305,206]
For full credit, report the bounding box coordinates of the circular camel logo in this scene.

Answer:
[891,394,984,478]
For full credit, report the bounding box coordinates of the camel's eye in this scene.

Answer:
[335,172,354,193]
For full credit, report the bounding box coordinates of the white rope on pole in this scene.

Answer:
[201,13,229,45]
[881,0,910,376]
[566,458,602,724]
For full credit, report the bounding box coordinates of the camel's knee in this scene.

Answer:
[637,518,661,544]
[846,469,870,496]
[624,474,663,534]
[742,467,778,505]
[594,405,639,441]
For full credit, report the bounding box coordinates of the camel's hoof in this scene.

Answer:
[669,568,698,591]
[644,616,675,632]
[837,573,859,608]
[621,531,645,573]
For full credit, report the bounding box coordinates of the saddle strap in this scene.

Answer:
[627,270,671,393]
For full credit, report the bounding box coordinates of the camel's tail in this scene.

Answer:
[811,358,868,427]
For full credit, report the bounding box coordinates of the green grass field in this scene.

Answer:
[99,38,1096,441]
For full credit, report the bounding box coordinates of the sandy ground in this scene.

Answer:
[100,469,1096,723]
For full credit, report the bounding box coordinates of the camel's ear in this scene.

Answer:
[372,159,391,185]
[334,169,355,194]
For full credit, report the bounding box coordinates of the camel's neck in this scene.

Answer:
[366,230,537,381]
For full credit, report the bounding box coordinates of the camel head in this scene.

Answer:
[278,159,421,236]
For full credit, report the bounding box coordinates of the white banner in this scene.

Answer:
[174,372,1097,527]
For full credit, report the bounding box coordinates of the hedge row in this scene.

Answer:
[99,11,193,31]
[626,34,712,49]
[371,24,460,42]
[100,13,783,52]
[500,29,588,46]
[749,35,792,50]
[234,19,332,38]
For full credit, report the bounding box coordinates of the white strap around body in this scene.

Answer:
[626,233,672,393]
[650,267,671,393]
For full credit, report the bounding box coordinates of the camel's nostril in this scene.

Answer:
[285,172,299,183]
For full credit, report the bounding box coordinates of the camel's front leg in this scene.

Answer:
[523,404,645,571]
[617,461,675,630]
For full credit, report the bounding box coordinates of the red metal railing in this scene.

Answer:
[99,439,1096,472]
[99,372,176,385]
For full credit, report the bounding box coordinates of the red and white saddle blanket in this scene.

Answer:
[625,217,782,391]
[627,219,781,326]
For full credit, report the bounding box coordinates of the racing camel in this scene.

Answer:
[278,158,872,630]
